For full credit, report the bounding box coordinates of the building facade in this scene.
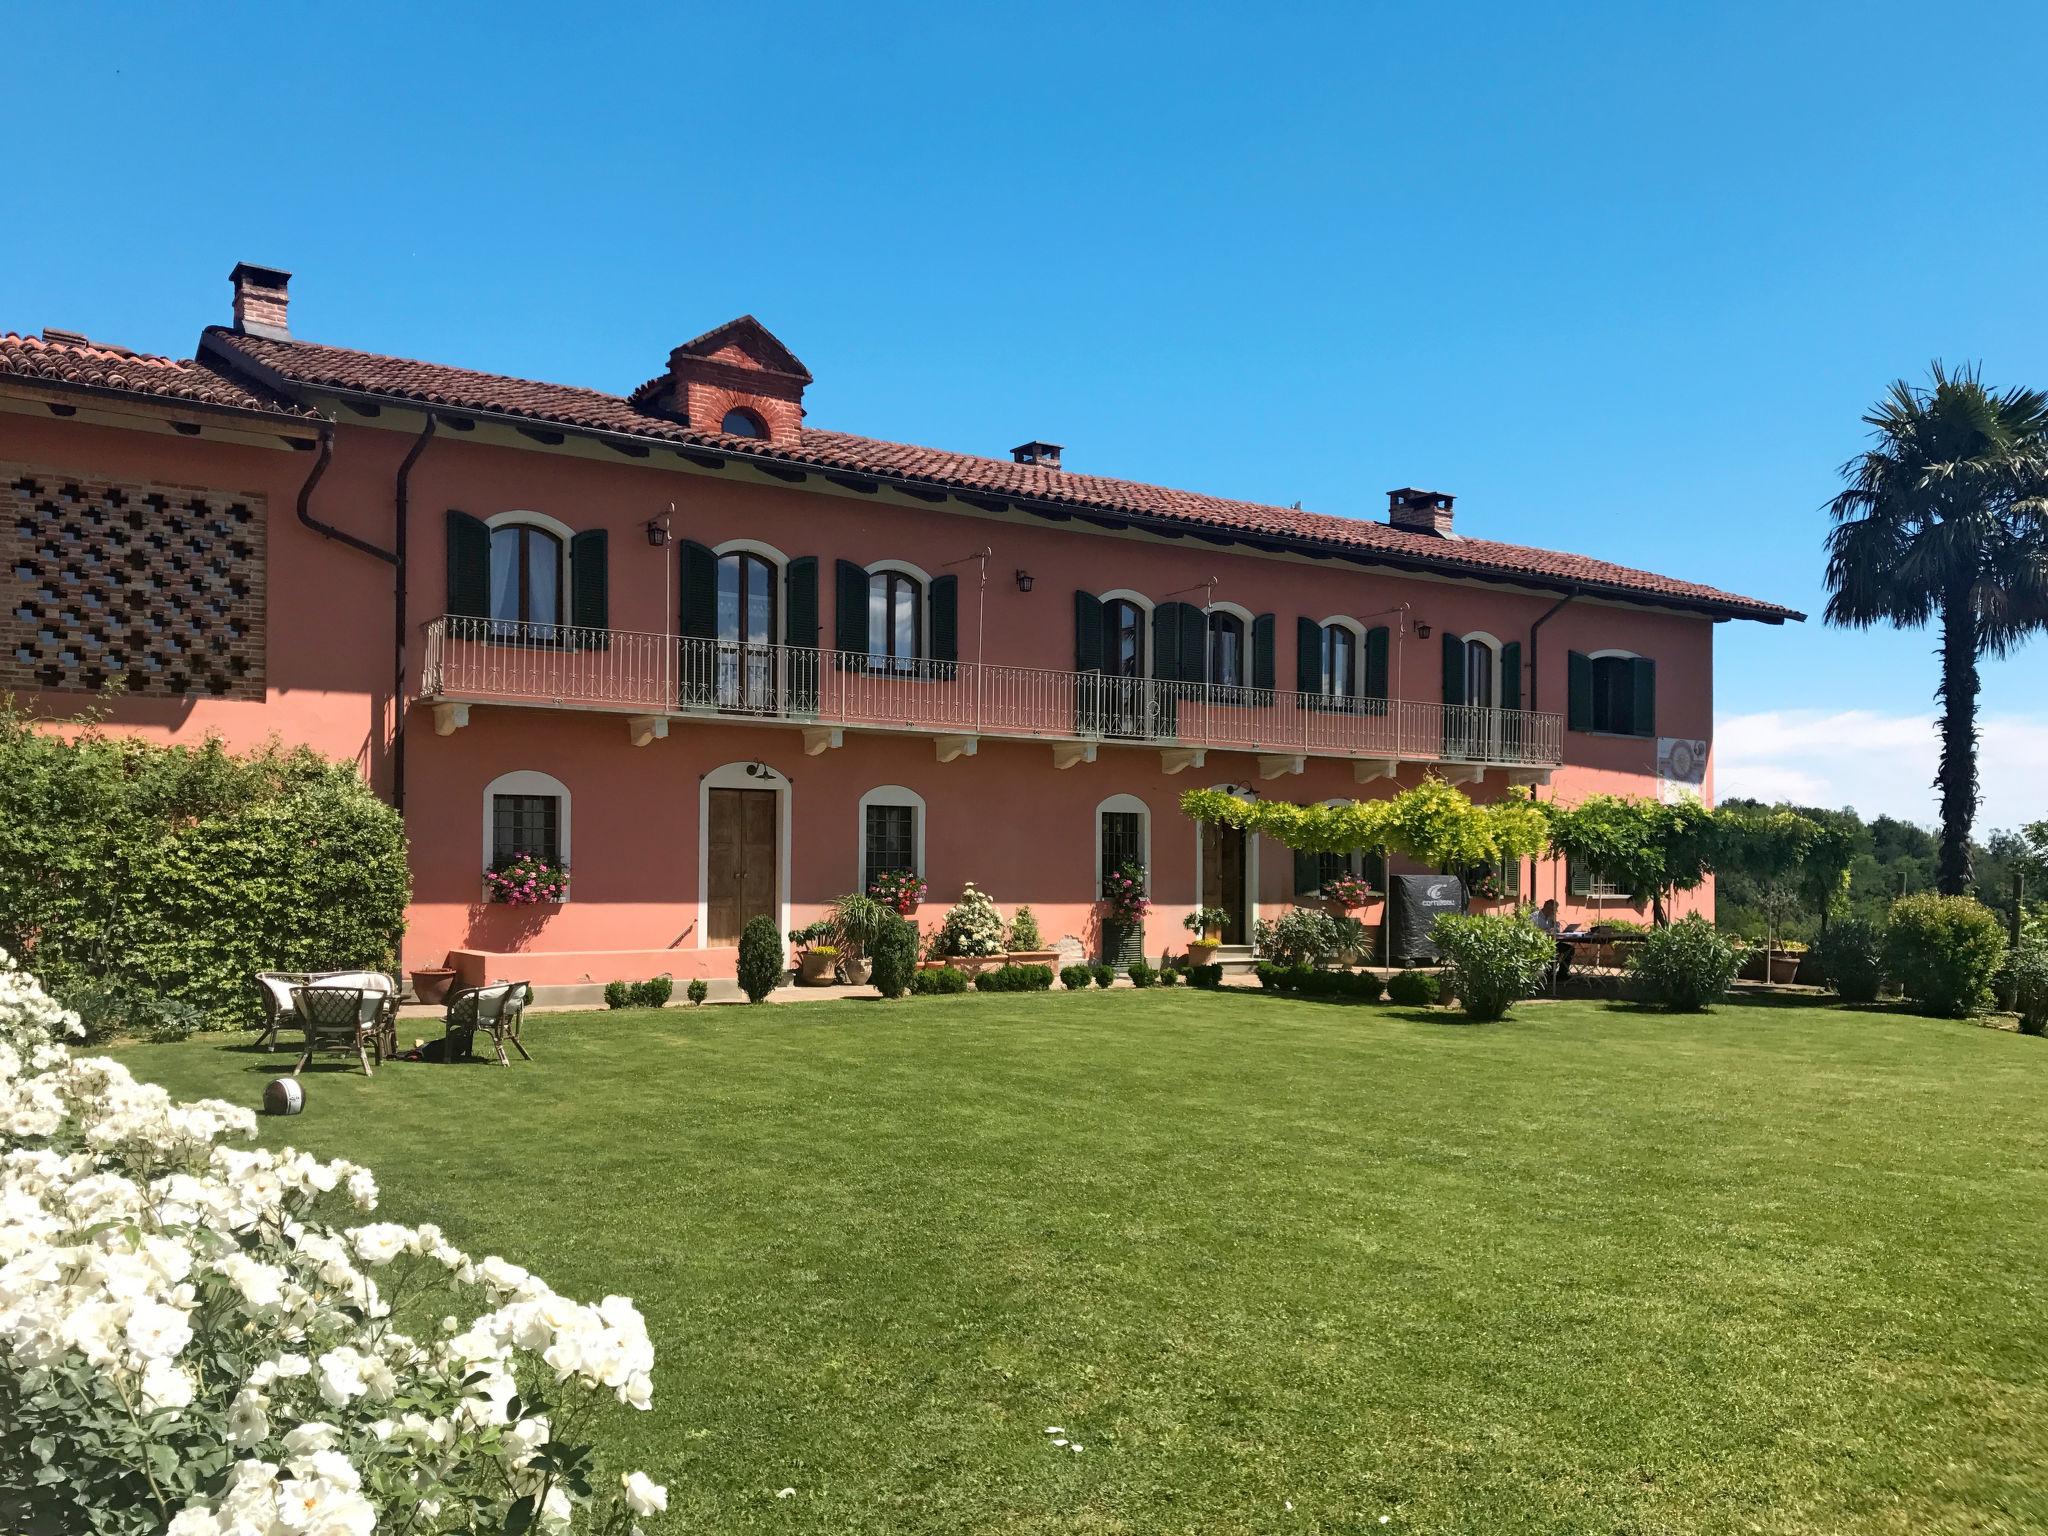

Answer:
[0,265,1799,986]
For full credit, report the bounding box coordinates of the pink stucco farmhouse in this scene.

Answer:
[0,264,1800,989]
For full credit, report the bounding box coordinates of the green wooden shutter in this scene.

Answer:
[783,557,819,648]
[835,559,869,663]
[1294,848,1321,898]
[1252,613,1275,691]
[1074,591,1104,672]
[1151,602,1183,682]
[1178,604,1207,683]
[569,528,609,649]
[1363,625,1390,715]
[445,510,490,620]
[1441,630,1465,704]
[678,540,717,640]
[1499,640,1522,710]
[1631,656,1656,737]
[930,574,959,676]
[1296,617,1322,695]
[1567,650,1593,731]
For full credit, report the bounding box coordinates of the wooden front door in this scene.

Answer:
[707,788,778,946]
[1202,821,1248,944]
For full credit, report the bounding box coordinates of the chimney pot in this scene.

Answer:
[229,262,292,340]
[1012,440,1063,469]
[1387,486,1455,536]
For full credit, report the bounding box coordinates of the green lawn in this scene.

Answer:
[113,992,2048,1535]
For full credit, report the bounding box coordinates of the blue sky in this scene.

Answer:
[7,1,2044,828]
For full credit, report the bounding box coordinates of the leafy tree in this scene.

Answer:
[1824,364,2048,893]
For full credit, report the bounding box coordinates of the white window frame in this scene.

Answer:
[1317,615,1366,698]
[1094,793,1151,894]
[482,770,571,901]
[858,784,927,890]
[696,760,793,948]
[485,511,578,631]
[1458,629,1504,709]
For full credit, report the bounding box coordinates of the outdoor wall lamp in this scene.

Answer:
[644,515,672,548]
[1015,569,1035,593]
[1415,622,1432,638]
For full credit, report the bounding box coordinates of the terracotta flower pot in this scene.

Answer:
[1768,952,1803,985]
[840,955,873,985]
[1007,949,1058,966]
[1186,940,1221,966]
[798,951,837,985]
[409,968,456,1005]
[953,955,1002,977]
[895,898,921,916]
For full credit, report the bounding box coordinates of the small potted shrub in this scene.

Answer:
[790,921,839,984]
[869,868,927,916]
[1183,906,1229,965]
[832,892,888,985]
[1006,905,1057,965]
[935,882,1007,975]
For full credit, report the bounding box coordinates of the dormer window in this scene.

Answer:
[721,407,767,438]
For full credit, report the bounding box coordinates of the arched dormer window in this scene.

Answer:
[721,407,767,438]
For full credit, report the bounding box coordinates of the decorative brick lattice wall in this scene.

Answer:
[2,464,266,699]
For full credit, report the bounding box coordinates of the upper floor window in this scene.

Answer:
[490,523,562,630]
[1568,650,1657,737]
[721,407,767,438]
[1106,599,1146,678]
[1321,622,1359,698]
[1461,636,1498,709]
[717,550,778,645]
[1208,611,1245,688]
[868,570,923,670]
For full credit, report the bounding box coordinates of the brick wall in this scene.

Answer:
[1,462,267,700]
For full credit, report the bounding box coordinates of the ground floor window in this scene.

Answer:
[1100,810,1144,892]
[492,794,560,866]
[1568,859,1625,900]
[864,803,918,890]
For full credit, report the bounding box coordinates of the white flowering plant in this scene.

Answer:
[0,947,668,1536]
[934,882,1006,959]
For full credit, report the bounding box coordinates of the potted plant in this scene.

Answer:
[1331,914,1370,967]
[1462,866,1508,907]
[830,891,887,985]
[1320,872,1375,914]
[935,882,1007,974]
[869,868,927,916]
[790,920,839,984]
[1101,861,1150,965]
[408,965,457,1005]
[1006,905,1057,965]
[484,850,569,904]
[1183,906,1229,964]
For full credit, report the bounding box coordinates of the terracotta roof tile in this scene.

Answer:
[0,330,314,419]
[202,329,1801,622]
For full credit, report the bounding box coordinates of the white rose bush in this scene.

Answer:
[0,948,667,1535]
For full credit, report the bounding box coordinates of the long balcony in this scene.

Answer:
[419,616,1563,780]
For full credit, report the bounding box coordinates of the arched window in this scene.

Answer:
[490,523,563,631]
[1105,598,1146,678]
[721,407,767,438]
[1208,610,1246,688]
[1322,622,1359,698]
[714,547,780,709]
[1463,636,1499,709]
[859,785,926,892]
[482,770,571,898]
[868,569,924,671]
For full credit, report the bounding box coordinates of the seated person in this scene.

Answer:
[1532,899,1573,983]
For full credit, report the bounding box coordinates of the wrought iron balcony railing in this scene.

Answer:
[419,616,1564,769]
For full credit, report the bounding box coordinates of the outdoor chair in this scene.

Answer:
[443,981,531,1067]
[290,985,381,1076]
[254,969,398,1053]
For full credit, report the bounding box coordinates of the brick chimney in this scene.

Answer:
[1387,487,1455,536]
[229,263,292,340]
[1012,440,1063,470]
[638,316,810,446]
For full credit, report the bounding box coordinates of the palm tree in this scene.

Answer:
[1825,364,2048,893]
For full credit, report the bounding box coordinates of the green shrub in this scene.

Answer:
[1626,915,1740,1011]
[869,912,920,999]
[1020,963,1053,991]
[912,965,969,995]
[64,982,207,1043]
[1883,893,2006,1018]
[0,711,410,1030]
[1266,907,1341,968]
[1345,970,1385,1002]
[603,980,631,1010]
[737,915,783,1003]
[1255,962,1282,991]
[1283,963,1315,993]
[1386,970,1441,1007]
[627,975,672,1009]
[2005,941,2048,1036]
[1811,918,1886,1004]
[935,882,1006,958]
[1008,906,1044,950]
[975,964,1051,992]
[1091,964,1115,989]
[685,978,710,1007]
[1126,959,1156,989]
[1060,964,1093,991]
[1158,965,1180,987]
[1186,963,1224,989]
[1429,912,1554,1022]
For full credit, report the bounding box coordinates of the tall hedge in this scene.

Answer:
[0,708,410,1028]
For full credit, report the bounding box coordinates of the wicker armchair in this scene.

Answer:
[255,970,397,1053]
[443,982,531,1067]
[290,985,381,1076]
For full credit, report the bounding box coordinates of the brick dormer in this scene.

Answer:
[632,316,810,446]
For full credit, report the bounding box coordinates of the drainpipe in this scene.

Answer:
[1525,587,1578,903]
[296,425,396,567]
[391,413,439,814]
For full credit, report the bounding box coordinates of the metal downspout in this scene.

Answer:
[1525,588,1578,902]
[391,413,439,814]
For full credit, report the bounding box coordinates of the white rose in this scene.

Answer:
[141,1357,196,1412]
[621,1471,669,1516]
[124,1298,193,1361]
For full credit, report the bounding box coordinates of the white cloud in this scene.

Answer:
[1714,709,2048,833]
